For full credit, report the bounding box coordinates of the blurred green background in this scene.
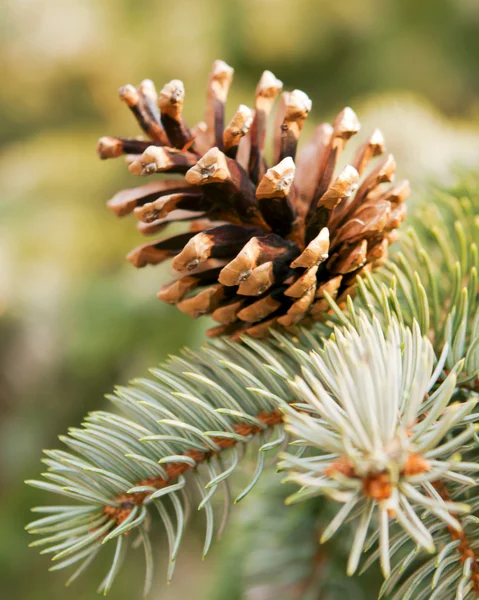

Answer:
[1,0,478,597]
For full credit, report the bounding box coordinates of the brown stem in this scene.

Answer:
[103,409,284,525]
[433,481,479,595]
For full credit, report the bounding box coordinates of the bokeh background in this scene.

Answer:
[1,0,479,597]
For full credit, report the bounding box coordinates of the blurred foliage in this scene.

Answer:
[211,472,383,600]
[0,0,478,598]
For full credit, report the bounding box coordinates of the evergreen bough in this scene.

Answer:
[26,58,479,599]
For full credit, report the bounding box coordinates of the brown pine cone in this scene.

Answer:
[97,60,409,339]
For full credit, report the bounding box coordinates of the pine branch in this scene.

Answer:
[375,477,479,599]
[279,313,479,579]
[25,337,315,594]
[26,241,479,595]
[27,90,479,600]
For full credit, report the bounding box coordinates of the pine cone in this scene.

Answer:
[97,60,409,339]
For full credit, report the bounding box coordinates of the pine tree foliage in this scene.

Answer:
[26,176,479,598]
[280,314,478,576]
[279,179,479,598]
[26,339,301,594]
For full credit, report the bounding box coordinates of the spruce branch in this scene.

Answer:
[24,50,479,600]
[25,338,307,594]
[26,177,479,596]
[279,314,479,578]
[378,480,479,600]
[26,306,479,595]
